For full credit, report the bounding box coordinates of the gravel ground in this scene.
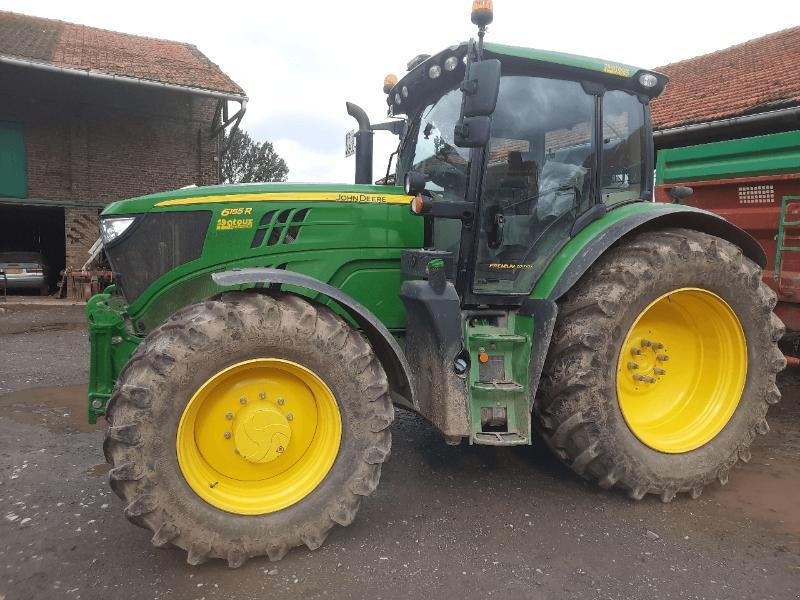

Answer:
[0,303,798,600]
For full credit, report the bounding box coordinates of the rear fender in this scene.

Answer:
[524,204,766,407]
[211,268,416,411]
[535,204,766,303]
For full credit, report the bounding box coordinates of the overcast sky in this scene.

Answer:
[3,0,796,183]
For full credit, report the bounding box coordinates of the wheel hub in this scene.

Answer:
[233,404,292,464]
[626,337,670,385]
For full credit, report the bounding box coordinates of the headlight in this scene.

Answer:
[444,56,459,72]
[428,64,441,79]
[638,73,658,88]
[100,217,136,245]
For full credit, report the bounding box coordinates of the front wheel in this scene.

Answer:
[103,292,393,566]
[535,228,786,501]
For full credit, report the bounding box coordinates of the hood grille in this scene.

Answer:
[250,208,310,248]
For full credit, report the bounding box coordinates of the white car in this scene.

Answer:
[0,251,48,295]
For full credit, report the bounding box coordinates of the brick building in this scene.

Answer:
[651,26,800,150]
[0,11,246,289]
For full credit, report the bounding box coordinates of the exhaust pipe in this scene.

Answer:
[346,102,373,185]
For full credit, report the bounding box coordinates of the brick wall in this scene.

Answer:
[64,206,101,270]
[0,63,222,269]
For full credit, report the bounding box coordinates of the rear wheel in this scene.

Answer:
[535,228,786,501]
[104,292,393,566]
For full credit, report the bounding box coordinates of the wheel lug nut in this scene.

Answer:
[287,413,294,421]
[653,342,664,350]
[627,362,639,370]
[224,431,231,439]
[240,396,247,405]
[631,348,642,356]
[633,374,656,383]
[276,446,284,453]
[657,354,669,362]
[641,339,653,348]
[277,397,285,406]
[225,412,233,420]
[259,391,266,400]
[654,368,666,376]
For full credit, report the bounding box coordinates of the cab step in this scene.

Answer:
[473,431,529,446]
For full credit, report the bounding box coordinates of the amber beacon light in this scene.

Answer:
[471,0,494,27]
[383,73,398,94]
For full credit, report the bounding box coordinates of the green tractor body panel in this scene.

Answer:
[87,182,739,425]
[105,183,420,330]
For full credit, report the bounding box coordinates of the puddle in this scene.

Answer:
[85,463,111,477]
[713,456,800,537]
[0,384,102,433]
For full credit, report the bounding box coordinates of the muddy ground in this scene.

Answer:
[0,303,798,600]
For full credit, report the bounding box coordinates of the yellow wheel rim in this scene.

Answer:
[616,288,747,454]
[177,359,341,515]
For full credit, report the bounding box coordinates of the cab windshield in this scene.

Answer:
[397,88,470,254]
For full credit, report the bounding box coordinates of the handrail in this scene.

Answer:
[774,195,800,283]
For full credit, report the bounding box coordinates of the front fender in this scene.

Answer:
[211,268,416,411]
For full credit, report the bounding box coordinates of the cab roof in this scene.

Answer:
[388,41,667,116]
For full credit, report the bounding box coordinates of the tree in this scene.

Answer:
[221,129,289,183]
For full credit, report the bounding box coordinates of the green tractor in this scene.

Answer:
[87,3,785,567]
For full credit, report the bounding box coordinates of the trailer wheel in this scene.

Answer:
[103,292,393,566]
[535,228,786,501]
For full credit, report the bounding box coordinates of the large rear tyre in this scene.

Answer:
[535,228,786,501]
[103,292,393,566]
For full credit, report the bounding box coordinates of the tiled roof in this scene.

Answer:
[0,11,245,97]
[651,26,800,130]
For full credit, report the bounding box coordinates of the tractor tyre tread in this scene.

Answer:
[104,292,393,567]
[534,227,784,501]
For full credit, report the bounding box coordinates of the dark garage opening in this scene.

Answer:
[0,204,65,293]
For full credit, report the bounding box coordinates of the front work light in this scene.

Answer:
[429,64,442,79]
[638,72,658,88]
[100,217,136,245]
[444,56,459,72]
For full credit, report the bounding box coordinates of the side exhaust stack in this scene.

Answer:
[346,102,374,185]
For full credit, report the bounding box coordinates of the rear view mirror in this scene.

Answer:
[454,58,500,148]
[454,116,491,147]
[461,59,501,117]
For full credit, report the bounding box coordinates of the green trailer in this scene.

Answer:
[87,2,785,566]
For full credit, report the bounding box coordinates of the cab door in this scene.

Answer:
[469,75,598,298]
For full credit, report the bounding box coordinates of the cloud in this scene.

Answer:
[271,138,351,184]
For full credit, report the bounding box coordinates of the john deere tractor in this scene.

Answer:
[87,2,785,567]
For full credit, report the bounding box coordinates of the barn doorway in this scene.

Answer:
[0,204,66,293]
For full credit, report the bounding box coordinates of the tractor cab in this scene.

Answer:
[385,36,665,305]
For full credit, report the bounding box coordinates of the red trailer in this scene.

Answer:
[655,131,800,357]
